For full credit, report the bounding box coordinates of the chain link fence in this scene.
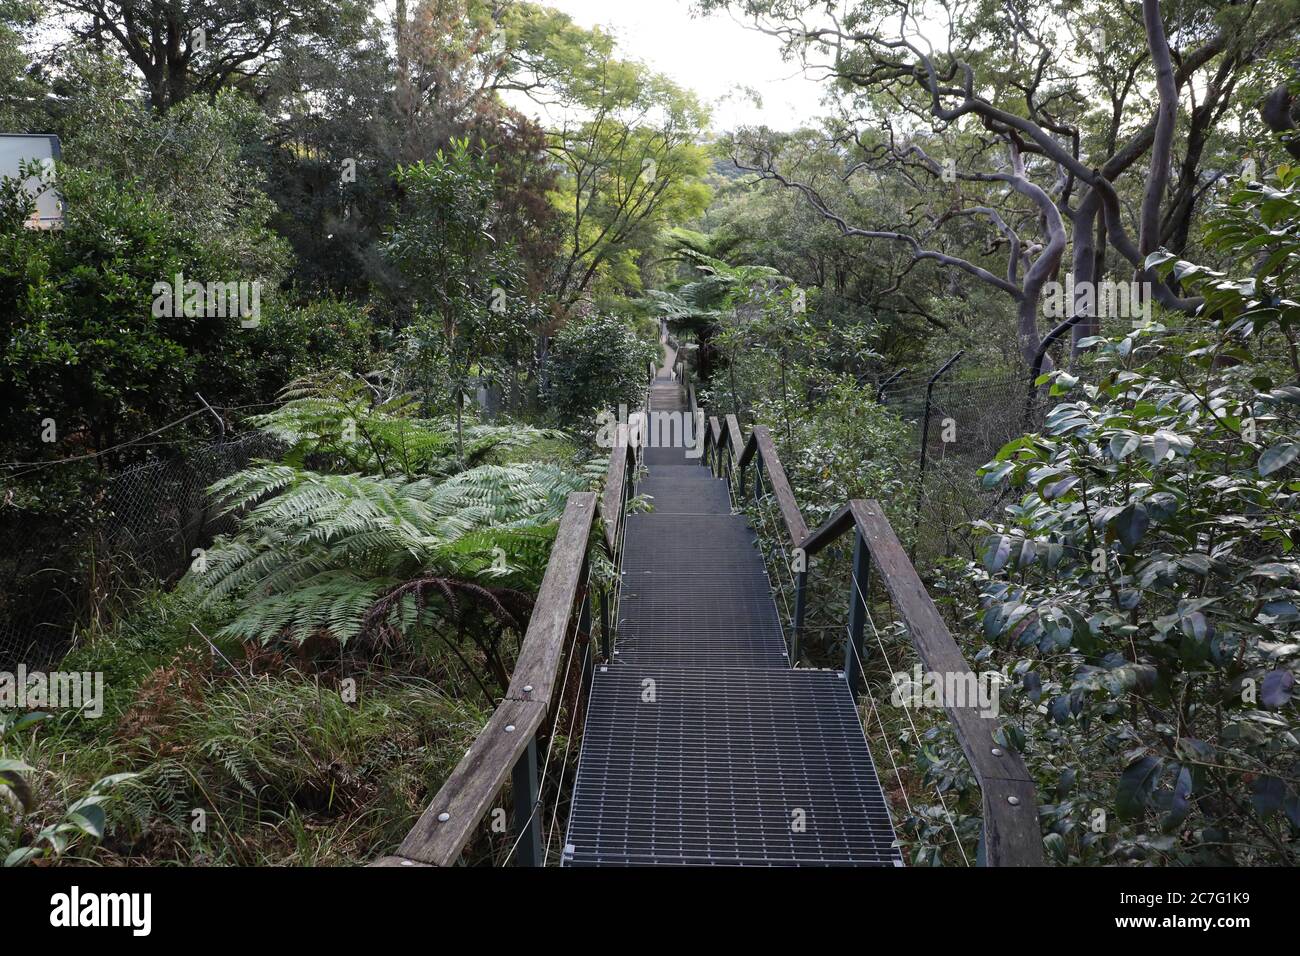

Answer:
[878,328,1298,565]
[877,368,1047,564]
[0,432,280,669]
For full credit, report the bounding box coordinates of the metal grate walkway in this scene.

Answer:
[564,371,902,866]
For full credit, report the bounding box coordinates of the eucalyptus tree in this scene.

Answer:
[702,0,1298,363]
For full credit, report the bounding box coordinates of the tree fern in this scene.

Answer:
[245,372,566,478]
[190,461,596,649]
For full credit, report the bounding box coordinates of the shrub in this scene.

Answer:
[544,312,659,430]
[969,320,1299,863]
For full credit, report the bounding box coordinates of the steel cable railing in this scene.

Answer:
[703,396,1043,867]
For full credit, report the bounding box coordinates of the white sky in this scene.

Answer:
[527,0,828,132]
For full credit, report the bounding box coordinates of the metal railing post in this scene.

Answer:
[1025,314,1083,427]
[598,586,611,660]
[791,567,808,664]
[843,529,871,697]
[579,575,594,689]
[511,736,543,866]
[875,368,907,403]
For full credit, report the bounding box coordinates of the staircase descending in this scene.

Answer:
[564,369,903,866]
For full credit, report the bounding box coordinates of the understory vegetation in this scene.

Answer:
[7,588,488,865]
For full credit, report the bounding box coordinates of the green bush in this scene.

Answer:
[3,587,484,866]
[967,237,1300,863]
[544,312,659,430]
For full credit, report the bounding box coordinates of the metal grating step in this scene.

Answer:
[621,513,760,539]
[618,570,782,627]
[642,460,712,472]
[637,479,732,515]
[642,446,696,466]
[564,666,903,866]
[641,464,715,479]
[615,569,788,666]
[636,470,721,481]
[617,567,774,599]
[619,515,768,573]
[621,551,770,576]
[622,550,769,577]
[611,636,788,667]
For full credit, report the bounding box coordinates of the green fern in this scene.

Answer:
[246,372,565,478]
[188,371,607,662]
[191,461,595,647]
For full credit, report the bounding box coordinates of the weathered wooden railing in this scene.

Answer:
[373,369,653,869]
[371,492,596,868]
[712,413,744,489]
[703,407,1043,867]
[372,345,1040,867]
[736,425,808,545]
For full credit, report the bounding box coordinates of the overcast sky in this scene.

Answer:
[529,0,828,132]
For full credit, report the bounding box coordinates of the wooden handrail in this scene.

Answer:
[737,428,757,473]
[395,697,549,866]
[383,380,1041,868]
[849,501,1041,865]
[600,434,635,554]
[380,492,598,867]
[724,415,744,464]
[504,493,598,707]
[736,426,807,547]
[791,497,1042,866]
[800,502,854,556]
[604,370,654,552]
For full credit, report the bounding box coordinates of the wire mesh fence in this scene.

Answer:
[879,369,1047,564]
[0,432,280,669]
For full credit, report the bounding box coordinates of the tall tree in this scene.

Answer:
[707,0,1297,363]
[545,49,712,314]
[51,0,369,111]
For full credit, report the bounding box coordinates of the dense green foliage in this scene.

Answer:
[544,312,660,430]
[957,172,1300,863]
[2,589,485,866]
